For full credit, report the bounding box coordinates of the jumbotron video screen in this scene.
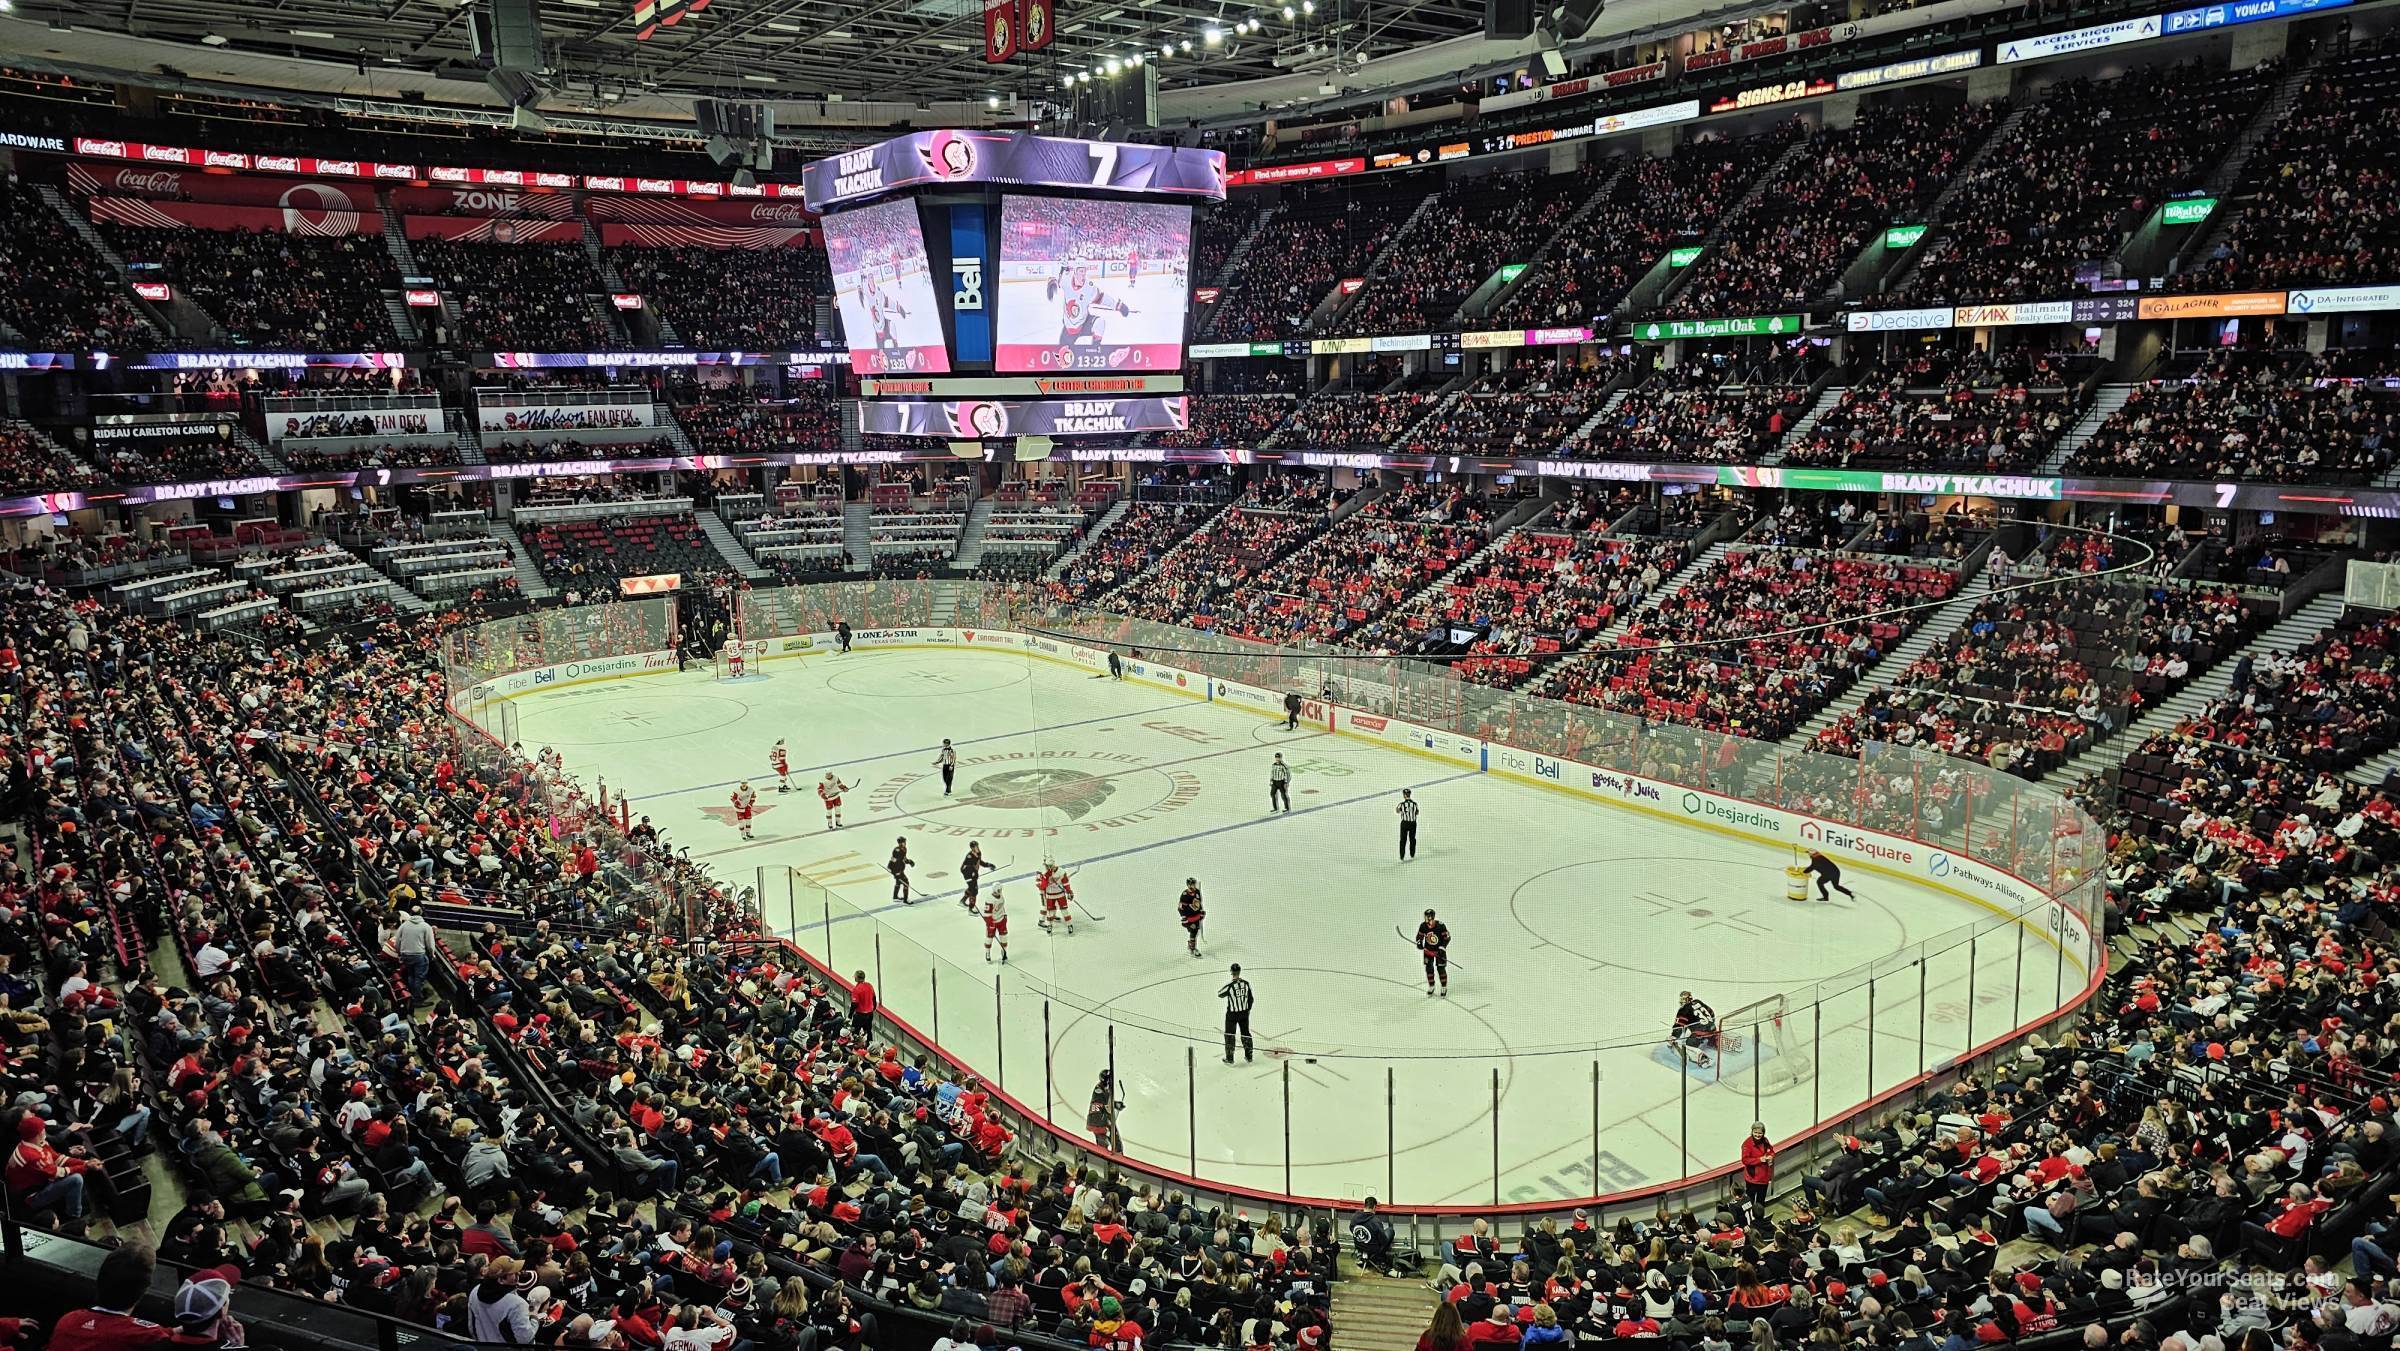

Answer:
[993,195,1194,372]
[823,198,953,374]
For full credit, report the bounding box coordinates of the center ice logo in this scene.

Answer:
[968,767,1117,820]
[867,749,1203,840]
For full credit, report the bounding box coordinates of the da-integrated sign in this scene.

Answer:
[1666,246,1704,268]
[1634,313,1802,340]
[2284,285,2400,316]
[2161,197,2218,226]
[1883,224,1928,249]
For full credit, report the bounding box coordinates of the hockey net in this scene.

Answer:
[714,641,762,681]
[1710,993,1807,1090]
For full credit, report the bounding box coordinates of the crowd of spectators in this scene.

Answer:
[609,245,829,349]
[1441,515,1690,688]
[1492,130,1800,332]
[89,424,267,484]
[1109,474,1350,624]
[1791,346,2085,471]
[1204,177,1430,342]
[1267,389,1443,452]
[2171,36,2400,293]
[1406,362,1630,457]
[484,435,678,466]
[0,173,156,347]
[1061,500,1229,602]
[98,224,401,346]
[0,421,104,495]
[1210,481,1503,648]
[1899,62,2276,304]
[1661,104,2001,319]
[1550,548,1959,739]
[2066,352,2400,484]
[280,439,464,472]
[1811,580,2259,778]
[1560,359,1818,463]
[673,385,840,456]
[1337,164,1598,335]
[16,478,2400,1351]
[1152,395,1296,449]
[415,238,622,351]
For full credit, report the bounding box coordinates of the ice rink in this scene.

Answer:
[507,644,2087,1205]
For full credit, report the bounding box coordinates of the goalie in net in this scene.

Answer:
[1674,991,1803,1089]
[715,641,761,680]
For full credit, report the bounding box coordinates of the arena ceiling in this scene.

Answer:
[4,0,1534,108]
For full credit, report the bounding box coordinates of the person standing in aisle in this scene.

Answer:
[1268,754,1292,813]
[849,971,877,1039]
[1396,788,1421,860]
[934,740,958,796]
[1087,1070,1124,1153]
[1739,1122,1775,1219]
[1219,964,1255,1064]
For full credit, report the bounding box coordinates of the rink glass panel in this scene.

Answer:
[671,582,2109,1208]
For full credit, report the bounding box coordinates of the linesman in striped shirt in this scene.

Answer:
[1219,963,1255,1064]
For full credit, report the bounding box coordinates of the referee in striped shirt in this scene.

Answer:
[1219,964,1255,1064]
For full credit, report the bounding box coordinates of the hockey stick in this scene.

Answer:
[1394,925,1464,970]
[1071,896,1107,922]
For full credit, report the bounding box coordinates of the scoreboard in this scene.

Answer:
[805,130,1225,440]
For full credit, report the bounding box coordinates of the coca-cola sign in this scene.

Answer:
[750,202,811,224]
[113,169,186,196]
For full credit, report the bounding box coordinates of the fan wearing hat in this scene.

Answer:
[169,1265,245,1349]
[5,1110,93,1228]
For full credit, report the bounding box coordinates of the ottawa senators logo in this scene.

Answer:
[968,768,1117,820]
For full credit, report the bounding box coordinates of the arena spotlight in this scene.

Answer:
[1203,25,1224,43]
[1282,4,1295,17]
[1161,43,1174,58]
[1180,37,1192,50]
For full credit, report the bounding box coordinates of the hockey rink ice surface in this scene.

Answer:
[509,646,2087,1205]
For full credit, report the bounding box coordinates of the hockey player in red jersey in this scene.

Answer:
[730,781,759,840]
[1037,855,1075,934]
[770,740,790,793]
[982,884,1010,963]
[1415,908,1451,997]
[1178,878,1205,957]
[818,773,850,829]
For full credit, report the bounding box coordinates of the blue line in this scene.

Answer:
[631,699,1196,802]
[781,767,1483,930]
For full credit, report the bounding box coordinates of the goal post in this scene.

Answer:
[1712,993,1810,1093]
[714,640,764,681]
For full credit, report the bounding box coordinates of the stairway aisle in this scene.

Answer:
[2041,385,2133,473]
[953,498,997,571]
[485,520,558,601]
[1783,573,1996,748]
[698,510,774,582]
[843,503,874,573]
[2043,593,2346,786]
[1329,1263,1439,1351]
[1046,499,1131,581]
